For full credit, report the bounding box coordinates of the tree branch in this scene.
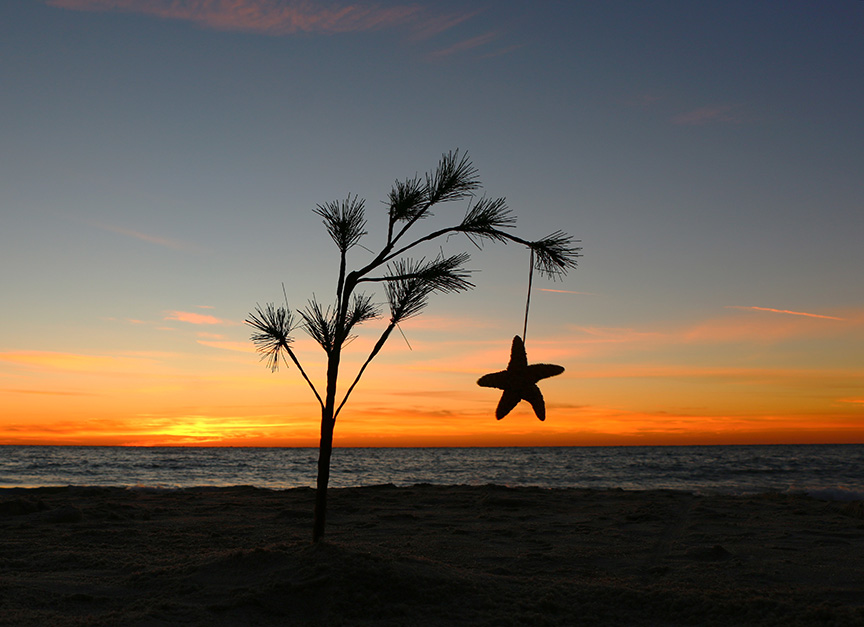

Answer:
[246,303,324,408]
[284,346,325,409]
[496,231,582,279]
[334,322,396,420]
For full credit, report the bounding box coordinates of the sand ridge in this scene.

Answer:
[1,484,863,625]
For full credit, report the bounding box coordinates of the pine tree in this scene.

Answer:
[247,151,580,542]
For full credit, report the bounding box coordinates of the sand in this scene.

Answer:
[1,485,863,626]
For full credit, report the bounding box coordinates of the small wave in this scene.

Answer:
[125,484,183,492]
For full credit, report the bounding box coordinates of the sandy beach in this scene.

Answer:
[1,484,863,626]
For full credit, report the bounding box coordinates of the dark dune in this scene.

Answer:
[1,484,863,625]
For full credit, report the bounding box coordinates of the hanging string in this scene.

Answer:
[523,248,535,344]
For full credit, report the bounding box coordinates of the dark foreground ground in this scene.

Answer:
[1,484,863,626]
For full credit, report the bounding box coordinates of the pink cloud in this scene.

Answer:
[394,314,502,332]
[95,222,195,251]
[47,0,423,35]
[410,10,480,40]
[197,339,254,352]
[0,351,153,372]
[568,326,666,344]
[428,31,499,59]
[550,307,864,360]
[47,1,498,60]
[479,44,524,60]
[725,306,846,321]
[3,388,95,396]
[672,104,747,125]
[838,398,864,405]
[563,363,861,386]
[636,93,662,106]
[683,307,861,344]
[164,310,231,325]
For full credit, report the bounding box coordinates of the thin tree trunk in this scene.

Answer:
[312,409,335,543]
[313,348,341,543]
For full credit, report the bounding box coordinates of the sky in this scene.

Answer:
[1,0,863,447]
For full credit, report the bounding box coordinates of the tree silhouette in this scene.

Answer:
[247,151,580,542]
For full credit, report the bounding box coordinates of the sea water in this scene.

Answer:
[1,444,862,499]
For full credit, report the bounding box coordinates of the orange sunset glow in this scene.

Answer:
[3,304,862,447]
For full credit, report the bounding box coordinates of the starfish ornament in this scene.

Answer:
[477,335,564,421]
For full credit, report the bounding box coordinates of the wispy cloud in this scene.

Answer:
[550,306,864,359]
[630,92,663,108]
[47,0,423,35]
[562,363,864,386]
[838,398,864,405]
[567,326,665,345]
[3,388,95,396]
[428,31,499,59]
[672,104,747,125]
[95,222,196,251]
[682,307,860,344]
[0,351,154,372]
[164,310,232,325]
[197,339,254,352]
[410,10,480,40]
[480,44,523,60]
[725,306,846,321]
[47,1,501,60]
[394,314,503,332]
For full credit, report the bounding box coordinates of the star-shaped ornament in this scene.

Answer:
[477,335,564,421]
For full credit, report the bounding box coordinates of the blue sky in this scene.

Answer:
[2,1,863,446]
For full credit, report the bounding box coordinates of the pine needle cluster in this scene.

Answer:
[384,253,474,323]
[314,196,367,253]
[246,303,294,372]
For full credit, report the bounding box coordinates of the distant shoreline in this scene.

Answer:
[3,442,863,448]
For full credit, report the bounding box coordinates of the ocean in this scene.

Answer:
[1,444,862,499]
